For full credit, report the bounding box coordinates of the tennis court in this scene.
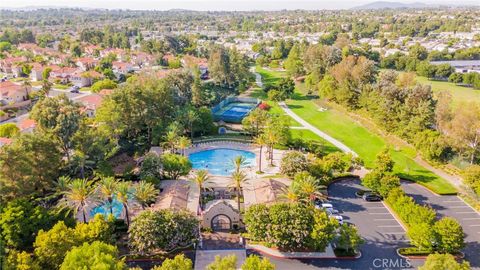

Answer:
[212,97,260,123]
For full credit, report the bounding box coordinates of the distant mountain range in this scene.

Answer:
[352,1,433,10]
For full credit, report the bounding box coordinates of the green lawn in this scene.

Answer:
[249,88,302,127]
[290,129,340,155]
[256,66,286,86]
[389,69,480,107]
[254,66,456,194]
[414,75,480,107]
[287,97,456,194]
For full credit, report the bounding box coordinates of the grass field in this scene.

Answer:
[256,66,286,86]
[414,75,480,107]
[290,129,341,155]
[287,96,456,194]
[253,66,456,194]
[388,69,480,107]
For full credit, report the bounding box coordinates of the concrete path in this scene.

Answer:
[414,156,463,188]
[278,102,357,156]
[194,249,246,270]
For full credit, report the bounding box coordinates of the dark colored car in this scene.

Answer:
[363,193,383,202]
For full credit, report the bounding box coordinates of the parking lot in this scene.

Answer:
[402,181,480,268]
[248,178,417,270]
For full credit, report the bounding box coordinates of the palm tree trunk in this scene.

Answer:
[108,197,113,215]
[258,145,263,172]
[81,201,87,223]
[124,204,130,226]
[236,188,241,214]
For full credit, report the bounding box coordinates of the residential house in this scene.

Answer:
[49,67,78,84]
[112,61,133,78]
[0,56,27,74]
[76,94,104,117]
[71,70,103,87]
[75,57,98,71]
[0,81,30,106]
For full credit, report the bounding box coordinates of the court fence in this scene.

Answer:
[212,96,260,123]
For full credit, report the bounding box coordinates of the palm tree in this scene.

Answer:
[281,185,300,203]
[232,155,247,174]
[164,130,178,153]
[191,169,211,209]
[186,109,199,141]
[295,175,327,204]
[97,177,119,215]
[132,181,159,209]
[254,135,266,173]
[230,170,248,213]
[59,178,95,223]
[177,136,192,156]
[116,182,133,226]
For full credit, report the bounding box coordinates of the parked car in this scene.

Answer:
[330,215,344,225]
[326,208,339,215]
[363,192,383,202]
[70,86,80,93]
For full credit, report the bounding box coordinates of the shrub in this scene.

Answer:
[161,153,192,180]
[244,203,341,251]
[462,165,480,195]
[241,255,275,270]
[433,217,465,254]
[60,241,125,270]
[419,253,470,270]
[128,210,199,255]
[140,153,163,182]
[152,254,193,270]
[0,123,19,138]
[280,151,308,177]
[91,79,117,92]
[407,223,435,252]
[206,255,237,270]
[258,102,271,110]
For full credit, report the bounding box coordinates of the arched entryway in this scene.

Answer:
[211,214,231,231]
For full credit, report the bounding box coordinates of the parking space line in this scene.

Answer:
[457,196,480,215]
[462,218,480,220]
[365,207,385,209]
[378,225,402,228]
[456,212,476,214]
[385,232,405,234]
[470,224,480,227]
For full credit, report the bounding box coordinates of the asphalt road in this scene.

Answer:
[402,181,480,268]
[247,179,418,270]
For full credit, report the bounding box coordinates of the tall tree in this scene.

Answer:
[132,181,159,210]
[116,182,133,226]
[191,170,211,209]
[447,102,480,163]
[230,170,248,213]
[0,133,62,201]
[59,178,96,223]
[30,94,82,161]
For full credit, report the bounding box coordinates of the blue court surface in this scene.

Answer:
[213,102,257,123]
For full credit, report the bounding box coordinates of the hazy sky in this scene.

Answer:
[2,0,478,11]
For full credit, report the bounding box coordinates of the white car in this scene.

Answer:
[321,203,333,209]
[331,215,344,225]
[326,208,339,215]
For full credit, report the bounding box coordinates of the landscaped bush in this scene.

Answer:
[387,188,465,255]
[419,253,471,270]
[128,209,199,255]
[161,153,192,180]
[244,203,341,251]
[280,151,308,177]
[60,241,125,270]
[462,165,480,196]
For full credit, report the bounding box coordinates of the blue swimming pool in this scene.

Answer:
[90,198,124,219]
[189,148,256,176]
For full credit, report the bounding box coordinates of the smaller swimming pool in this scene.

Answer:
[189,148,256,176]
[90,198,124,219]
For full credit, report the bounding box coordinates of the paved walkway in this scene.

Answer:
[247,244,338,259]
[194,249,246,270]
[278,102,357,156]
[414,156,463,188]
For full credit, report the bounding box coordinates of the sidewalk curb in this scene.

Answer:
[247,245,362,260]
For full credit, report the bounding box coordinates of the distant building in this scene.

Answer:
[430,60,480,74]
